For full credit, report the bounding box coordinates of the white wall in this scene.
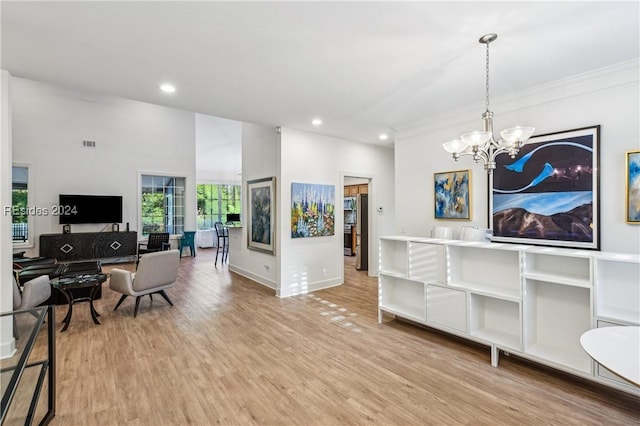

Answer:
[278,128,394,297]
[1,70,16,358]
[195,113,242,185]
[228,123,279,289]
[395,60,640,254]
[10,77,197,256]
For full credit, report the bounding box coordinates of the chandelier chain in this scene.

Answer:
[485,40,491,113]
[442,33,535,174]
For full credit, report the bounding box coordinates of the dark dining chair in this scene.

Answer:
[214,222,229,265]
[137,232,170,266]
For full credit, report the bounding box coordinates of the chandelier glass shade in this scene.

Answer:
[443,34,535,173]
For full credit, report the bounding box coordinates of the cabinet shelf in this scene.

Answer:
[449,281,520,302]
[379,304,425,324]
[524,279,592,373]
[522,271,591,288]
[473,328,521,351]
[523,250,591,286]
[594,256,640,324]
[379,274,426,324]
[525,342,592,374]
[470,294,521,351]
[447,244,521,299]
[379,237,411,276]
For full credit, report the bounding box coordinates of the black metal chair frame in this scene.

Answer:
[214,222,229,265]
[137,232,170,265]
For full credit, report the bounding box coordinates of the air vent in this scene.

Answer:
[82,140,96,148]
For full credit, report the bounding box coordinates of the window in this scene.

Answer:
[140,175,185,236]
[11,166,30,245]
[197,184,241,229]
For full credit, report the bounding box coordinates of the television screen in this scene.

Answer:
[58,194,123,224]
[226,213,241,223]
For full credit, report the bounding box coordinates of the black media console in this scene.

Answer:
[39,231,138,262]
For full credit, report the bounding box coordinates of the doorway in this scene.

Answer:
[343,177,370,273]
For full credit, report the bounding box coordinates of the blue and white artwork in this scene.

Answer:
[291,183,335,238]
[434,170,470,219]
[491,126,600,249]
[627,151,640,223]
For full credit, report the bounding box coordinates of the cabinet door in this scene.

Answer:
[427,285,467,333]
[358,184,368,194]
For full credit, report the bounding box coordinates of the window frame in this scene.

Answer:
[11,163,34,249]
[196,183,242,230]
[138,172,187,237]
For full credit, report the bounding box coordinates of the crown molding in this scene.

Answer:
[395,58,639,140]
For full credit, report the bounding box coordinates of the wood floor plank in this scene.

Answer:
[7,250,640,425]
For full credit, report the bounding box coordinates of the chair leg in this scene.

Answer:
[114,294,128,311]
[157,290,174,306]
[134,296,141,317]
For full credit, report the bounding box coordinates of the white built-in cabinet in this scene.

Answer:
[378,236,640,395]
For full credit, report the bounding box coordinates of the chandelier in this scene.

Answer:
[442,34,535,174]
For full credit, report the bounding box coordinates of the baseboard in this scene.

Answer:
[228,264,276,291]
[0,336,16,360]
[277,277,343,298]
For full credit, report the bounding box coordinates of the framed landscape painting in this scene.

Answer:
[490,125,600,250]
[434,170,471,220]
[291,182,335,238]
[627,150,640,224]
[247,177,275,254]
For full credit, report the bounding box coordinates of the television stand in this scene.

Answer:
[39,231,137,262]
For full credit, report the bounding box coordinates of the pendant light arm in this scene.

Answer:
[441,33,535,174]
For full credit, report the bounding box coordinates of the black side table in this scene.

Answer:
[50,273,108,332]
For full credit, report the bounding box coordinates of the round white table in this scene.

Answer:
[580,326,640,386]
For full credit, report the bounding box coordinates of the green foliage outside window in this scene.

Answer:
[12,166,29,242]
[12,189,28,224]
[141,175,185,236]
[197,184,241,229]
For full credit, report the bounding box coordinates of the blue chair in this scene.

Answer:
[179,231,196,257]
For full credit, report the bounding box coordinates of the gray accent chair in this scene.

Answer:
[13,274,51,338]
[110,249,179,317]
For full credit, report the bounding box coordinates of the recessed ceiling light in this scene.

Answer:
[312,118,322,126]
[160,83,176,93]
[379,134,389,141]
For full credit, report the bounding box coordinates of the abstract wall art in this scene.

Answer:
[490,125,600,249]
[434,170,471,220]
[291,182,335,238]
[247,177,275,254]
[627,150,640,224]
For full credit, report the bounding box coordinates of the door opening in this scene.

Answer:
[343,177,369,271]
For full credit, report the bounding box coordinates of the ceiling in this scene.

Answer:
[1,1,638,145]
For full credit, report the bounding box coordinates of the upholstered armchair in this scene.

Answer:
[13,274,51,338]
[109,249,179,317]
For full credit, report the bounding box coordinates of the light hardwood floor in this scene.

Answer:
[13,250,640,425]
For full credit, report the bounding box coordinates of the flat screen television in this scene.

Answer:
[226,213,241,223]
[58,194,123,224]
